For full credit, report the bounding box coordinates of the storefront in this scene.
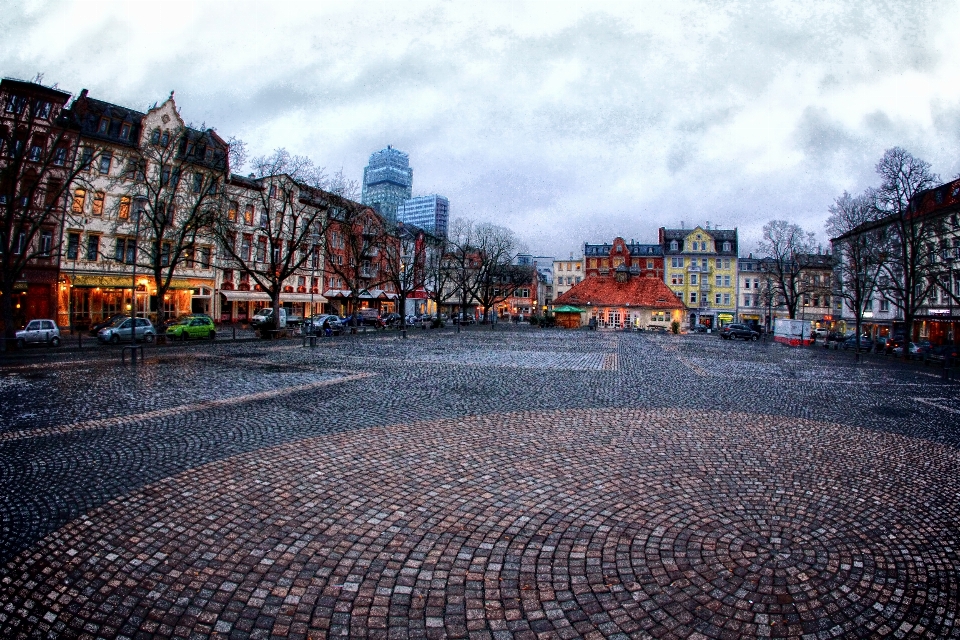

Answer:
[220,290,327,323]
[916,312,959,345]
[65,275,214,328]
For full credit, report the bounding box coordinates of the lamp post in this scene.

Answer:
[309,231,319,334]
[129,204,142,353]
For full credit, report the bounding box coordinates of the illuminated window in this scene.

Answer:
[92,191,104,215]
[118,196,130,220]
[72,188,86,213]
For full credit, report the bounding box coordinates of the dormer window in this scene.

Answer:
[670,240,678,251]
[120,123,131,140]
[723,241,731,252]
[98,118,109,134]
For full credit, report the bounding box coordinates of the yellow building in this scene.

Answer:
[659,225,738,330]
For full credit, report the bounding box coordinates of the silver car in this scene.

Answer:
[97,317,155,344]
[15,319,61,348]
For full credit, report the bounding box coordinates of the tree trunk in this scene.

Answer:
[1,280,14,351]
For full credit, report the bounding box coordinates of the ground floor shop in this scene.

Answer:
[914,315,960,345]
[219,290,329,323]
[62,274,215,330]
[589,306,683,330]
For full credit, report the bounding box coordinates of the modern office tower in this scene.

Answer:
[397,194,449,238]
[361,145,413,224]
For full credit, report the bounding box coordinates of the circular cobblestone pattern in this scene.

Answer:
[2,408,959,639]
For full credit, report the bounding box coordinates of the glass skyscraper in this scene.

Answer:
[361,146,413,224]
[396,195,449,238]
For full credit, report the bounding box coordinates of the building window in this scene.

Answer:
[744,295,751,307]
[256,237,267,262]
[723,258,730,269]
[39,231,52,256]
[723,242,731,252]
[228,201,238,222]
[646,260,654,269]
[723,293,730,305]
[52,146,67,166]
[864,298,873,311]
[28,138,44,162]
[690,274,698,285]
[115,237,136,264]
[670,240,678,251]
[243,204,254,225]
[99,153,112,174]
[67,232,80,260]
[12,232,26,254]
[715,293,722,305]
[98,118,109,134]
[671,273,684,285]
[743,278,750,289]
[72,188,86,213]
[715,275,722,287]
[716,258,723,269]
[118,196,130,220]
[120,123,131,140]
[151,128,161,144]
[671,256,683,268]
[159,242,171,267]
[192,172,203,193]
[241,234,252,261]
[199,246,211,268]
[723,275,731,287]
[92,191,105,215]
[86,235,100,261]
[690,292,697,303]
[259,211,269,228]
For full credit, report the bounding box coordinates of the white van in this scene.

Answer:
[251,307,287,329]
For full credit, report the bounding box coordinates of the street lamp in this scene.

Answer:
[309,231,319,334]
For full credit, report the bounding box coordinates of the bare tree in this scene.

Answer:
[757,220,819,319]
[211,148,331,332]
[827,190,886,356]
[423,235,455,326]
[114,124,228,331]
[376,222,431,337]
[445,218,480,334]
[0,80,93,348]
[324,201,388,331]
[470,222,521,329]
[873,147,941,348]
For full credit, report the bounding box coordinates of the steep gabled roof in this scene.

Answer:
[554,275,686,309]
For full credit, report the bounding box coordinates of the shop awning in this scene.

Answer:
[553,305,585,313]
[280,292,328,303]
[220,290,272,302]
[73,275,136,288]
[323,289,350,298]
[168,279,203,290]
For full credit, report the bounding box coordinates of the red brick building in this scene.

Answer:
[0,78,78,334]
[554,268,686,330]
[583,237,664,280]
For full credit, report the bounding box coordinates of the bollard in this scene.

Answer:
[232,326,236,341]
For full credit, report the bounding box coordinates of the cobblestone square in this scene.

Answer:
[2,327,959,639]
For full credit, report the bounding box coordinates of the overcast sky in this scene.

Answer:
[3,0,959,258]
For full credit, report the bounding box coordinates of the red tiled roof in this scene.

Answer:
[554,275,686,309]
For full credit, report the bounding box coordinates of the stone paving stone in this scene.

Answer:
[1,328,960,638]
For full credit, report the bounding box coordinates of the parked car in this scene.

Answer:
[926,343,960,364]
[692,324,709,333]
[89,313,130,336]
[381,313,402,328]
[841,335,873,352]
[812,327,829,339]
[15,319,61,348]
[884,335,906,354]
[250,307,287,329]
[165,314,216,341]
[97,317,155,344]
[719,323,759,341]
[454,313,476,325]
[307,314,345,335]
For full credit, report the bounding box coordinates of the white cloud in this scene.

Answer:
[2,0,959,256]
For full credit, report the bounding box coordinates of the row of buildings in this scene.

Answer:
[540,226,835,333]
[0,77,539,334]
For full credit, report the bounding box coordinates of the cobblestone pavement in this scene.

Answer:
[1,327,959,639]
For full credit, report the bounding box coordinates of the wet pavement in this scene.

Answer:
[1,326,959,639]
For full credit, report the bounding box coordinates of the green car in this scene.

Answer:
[165,314,216,341]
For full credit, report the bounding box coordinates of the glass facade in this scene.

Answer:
[361,146,413,224]
[396,195,449,238]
